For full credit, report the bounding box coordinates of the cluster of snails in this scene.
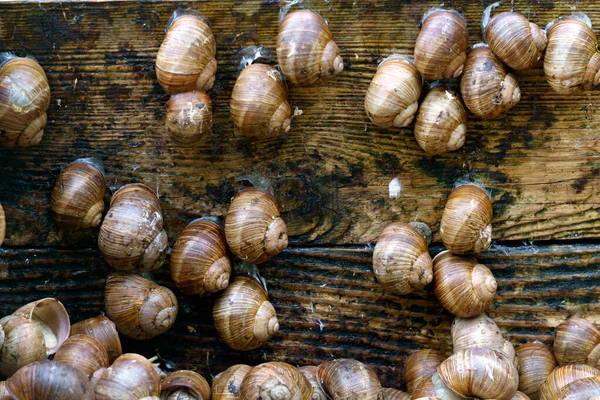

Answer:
[155,7,343,142]
[365,4,600,155]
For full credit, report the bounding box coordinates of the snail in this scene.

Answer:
[414,84,467,155]
[451,313,515,363]
[513,392,532,400]
[404,349,445,394]
[516,342,557,400]
[13,297,70,355]
[316,359,382,400]
[437,347,519,400]
[413,9,468,81]
[51,158,107,230]
[460,44,521,119]
[98,183,168,272]
[165,91,212,145]
[240,362,314,400]
[170,218,231,296]
[298,366,328,400]
[364,55,422,128]
[433,251,497,318]
[554,317,600,367]
[382,388,409,400]
[212,364,252,400]
[225,186,288,264]
[53,334,109,378]
[156,10,217,94]
[230,63,291,139]
[94,353,161,400]
[544,14,600,94]
[160,370,211,400]
[484,10,547,71]
[105,273,178,340]
[6,360,93,400]
[70,315,122,363]
[213,276,279,351]
[0,315,46,377]
[557,376,600,400]
[539,364,600,400]
[0,203,4,247]
[0,53,50,147]
[440,184,493,254]
[0,382,9,400]
[372,222,433,295]
[410,373,463,400]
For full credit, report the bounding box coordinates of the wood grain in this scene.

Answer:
[0,1,600,247]
[0,243,598,387]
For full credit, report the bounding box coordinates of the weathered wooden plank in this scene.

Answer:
[1,1,600,247]
[1,243,598,386]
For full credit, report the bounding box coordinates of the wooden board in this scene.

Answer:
[1,1,600,247]
[1,243,598,387]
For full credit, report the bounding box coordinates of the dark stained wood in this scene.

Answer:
[1,243,598,387]
[1,1,600,247]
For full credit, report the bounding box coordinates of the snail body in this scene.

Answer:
[414,9,468,81]
[372,222,433,295]
[156,12,217,94]
[53,334,109,378]
[160,370,211,400]
[539,364,600,400]
[98,183,168,272]
[516,342,556,400]
[545,15,600,94]
[554,317,600,367]
[105,273,178,340]
[70,315,122,363]
[364,56,422,128]
[51,158,106,230]
[230,63,291,139]
[404,349,445,394]
[460,44,521,119]
[277,10,343,86]
[166,91,212,144]
[433,251,497,318]
[94,353,161,400]
[316,359,382,400]
[485,12,547,71]
[298,366,328,400]
[170,218,231,296]
[0,53,50,147]
[239,362,314,400]
[225,187,288,264]
[452,313,515,363]
[414,85,467,155]
[440,184,493,254]
[213,276,279,351]
[212,364,252,400]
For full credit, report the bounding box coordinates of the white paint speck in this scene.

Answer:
[388,177,402,199]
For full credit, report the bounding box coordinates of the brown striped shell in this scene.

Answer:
[240,362,314,400]
[212,364,252,400]
[0,315,46,378]
[316,359,383,400]
[70,315,122,363]
[452,313,515,363]
[382,388,409,400]
[0,381,9,400]
[53,334,109,378]
[13,297,70,355]
[0,203,5,247]
[94,353,161,400]
[298,366,328,400]
[516,342,556,400]
[558,376,600,400]
[166,91,212,144]
[160,370,211,400]
[404,349,445,394]
[554,317,600,367]
[539,364,600,400]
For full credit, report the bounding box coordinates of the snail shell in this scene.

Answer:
[213,276,279,351]
[276,10,344,86]
[0,382,9,400]
[70,315,122,363]
[240,362,314,400]
[298,366,328,400]
[316,359,383,400]
[156,12,217,94]
[460,44,521,119]
[437,348,519,400]
[160,370,211,400]
[166,91,212,145]
[372,222,433,295]
[170,218,231,296]
[516,342,556,400]
[225,186,288,264]
[382,388,410,400]
[513,392,532,400]
[94,353,161,400]
[414,85,467,155]
[0,315,46,377]
[0,203,5,247]
[364,55,422,128]
[558,376,600,400]
[212,364,252,400]
[451,313,515,363]
[404,349,445,394]
[440,184,493,254]
[545,15,600,94]
[98,183,168,272]
[53,334,109,378]
[554,317,600,367]
[230,63,291,139]
[410,373,463,400]
[414,9,468,81]
[485,12,547,71]
[13,297,70,355]
[6,360,93,400]
[433,251,497,318]
[105,273,178,340]
[0,53,50,147]
[539,364,600,400]
[51,158,106,230]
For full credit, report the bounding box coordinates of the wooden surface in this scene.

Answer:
[1,0,600,390]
